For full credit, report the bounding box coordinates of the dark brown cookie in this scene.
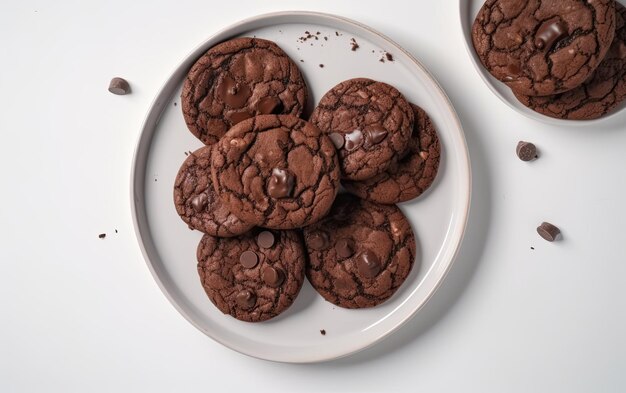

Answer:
[303,194,416,309]
[514,3,626,120]
[181,37,308,145]
[472,0,616,96]
[211,115,341,229]
[342,104,440,204]
[309,78,414,181]
[174,146,254,237]
[197,229,305,322]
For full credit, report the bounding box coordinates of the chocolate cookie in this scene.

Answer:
[309,78,414,181]
[472,0,616,96]
[514,3,626,120]
[181,37,308,145]
[211,115,341,229]
[342,104,440,204]
[303,194,416,309]
[197,229,305,322]
[174,146,254,237]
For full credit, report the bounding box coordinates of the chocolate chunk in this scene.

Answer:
[365,125,387,145]
[335,238,355,258]
[329,132,345,149]
[229,111,253,125]
[356,249,381,278]
[235,290,257,309]
[256,96,283,114]
[267,168,295,198]
[108,77,130,95]
[516,141,537,161]
[535,18,568,51]
[218,76,252,108]
[257,231,275,248]
[239,250,259,269]
[190,193,208,213]
[344,129,364,151]
[537,222,560,242]
[262,266,284,287]
[308,231,329,250]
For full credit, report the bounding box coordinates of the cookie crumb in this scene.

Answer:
[319,64,324,68]
[184,151,189,156]
[320,329,326,335]
[530,246,534,250]
[154,178,157,182]
[385,52,394,61]
[379,57,385,63]
[350,38,359,51]
[335,31,340,36]
[324,36,328,41]
[115,229,118,233]
[98,233,106,239]
[316,31,320,35]
[174,102,177,106]
[300,59,304,62]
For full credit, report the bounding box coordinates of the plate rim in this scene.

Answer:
[130,10,472,363]
[458,0,626,126]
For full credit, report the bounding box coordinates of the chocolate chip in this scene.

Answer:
[239,250,259,269]
[517,141,537,161]
[356,250,381,278]
[190,193,208,213]
[98,233,106,239]
[328,132,345,149]
[257,231,275,249]
[535,18,568,51]
[537,222,560,242]
[365,125,387,145]
[235,290,256,309]
[262,266,284,287]
[335,238,355,258]
[218,76,251,108]
[229,110,253,125]
[108,77,130,95]
[344,129,364,151]
[308,231,329,250]
[267,168,295,198]
[256,96,283,114]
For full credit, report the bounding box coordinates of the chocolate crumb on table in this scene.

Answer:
[319,64,324,68]
[320,329,326,335]
[385,52,394,61]
[350,38,359,51]
[115,229,118,233]
[98,233,106,239]
[530,246,534,250]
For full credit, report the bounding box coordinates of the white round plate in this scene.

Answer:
[459,0,626,125]
[131,11,471,363]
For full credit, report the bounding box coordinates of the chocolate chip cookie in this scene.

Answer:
[309,78,414,181]
[197,229,305,322]
[342,104,440,204]
[472,0,616,96]
[514,2,626,120]
[181,37,308,145]
[303,194,416,309]
[211,115,341,229]
[174,146,254,237]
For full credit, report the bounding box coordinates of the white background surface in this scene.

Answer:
[1,1,625,392]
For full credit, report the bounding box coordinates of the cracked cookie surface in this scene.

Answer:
[343,104,441,204]
[309,78,414,181]
[303,194,416,309]
[197,229,305,322]
[211,114,341,229]
[472,0,616,96]
[514,3,626,120]
[181,37,308,145]
[174,146,254,237]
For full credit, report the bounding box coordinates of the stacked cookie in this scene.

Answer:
[472,0,626,120]
[174,37,440,322]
